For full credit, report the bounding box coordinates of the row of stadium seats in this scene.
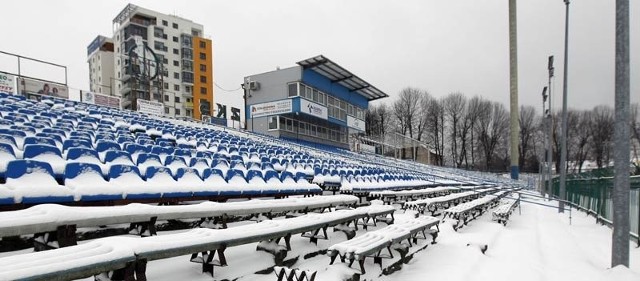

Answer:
[0,159,321,204]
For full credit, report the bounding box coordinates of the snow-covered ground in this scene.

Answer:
[378,192,640,281]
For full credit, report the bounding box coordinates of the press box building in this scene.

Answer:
[245,55,388,149]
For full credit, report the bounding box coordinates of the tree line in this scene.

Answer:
[365,87,640,174]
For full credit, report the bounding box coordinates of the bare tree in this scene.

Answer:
[425,97,445,165]
[589,105,614,169]
[393,88,422,138]
[476,100,509,170]
[466,96,483,169]
[444,92,467,167]
[570,110,592,173]
[518,105,537,171]
[365,103,392,138]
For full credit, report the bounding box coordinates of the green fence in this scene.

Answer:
[549,170,640,237]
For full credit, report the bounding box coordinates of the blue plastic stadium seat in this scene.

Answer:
[189,157,210,175]
[124,143,152,161]
[96,140,121,154]
[222,169,245,196]
[164,155,188,174]
[175,167,209,196]
[65,147,104,168]
[245,170,266,195]
[144,166,191,198]
[22,136,57,148]
[0,129,27,147]
[4,160,73,204]
[64,162,123,201]
[23,144,66,178]
[150,145,174,156]
[104,150,135,166]
[135,155,162,177]
[108,164,160,200]
[0,143,16,181]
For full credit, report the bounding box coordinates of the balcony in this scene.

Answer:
[184,101,193,108]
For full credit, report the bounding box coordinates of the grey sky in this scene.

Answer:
[0,0,637,114]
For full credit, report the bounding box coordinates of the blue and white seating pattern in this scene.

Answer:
[0,92,480,207]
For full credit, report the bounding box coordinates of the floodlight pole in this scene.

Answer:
[612,0,630,268]
[558,0,570,213]
[508,0,520,180]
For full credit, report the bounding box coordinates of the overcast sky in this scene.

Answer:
[0,0,637,114]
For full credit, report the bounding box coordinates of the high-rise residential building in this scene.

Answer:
[87,4,214,119]
[87,36,115,96]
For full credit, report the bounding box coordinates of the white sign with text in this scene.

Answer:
[300,98,328,120]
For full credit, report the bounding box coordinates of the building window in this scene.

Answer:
[173,48,179,55]
[185,86,191,93]
[174,72,180,79]
[288,83,297,97]
[199,52,206,59]
[163,58,168,64]
[174,85,180,91]
[200,76,207,83]
[200,87,207,94]
[175,108,181,115]
[172,23,178,29]
[199,41,206,48]
[173,60,179,67]
[164,82,169,90]
[268,116,278,130]
[175,97,181,103]
[173,36,178,42]
[162,20,168,26]
[165,107,169,114]
[200,64,206,71]
[164,95,169,102]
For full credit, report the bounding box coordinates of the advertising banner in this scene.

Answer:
[347,115,366,131]
[136,99,164,116]
[17,77,69,100]
[82,91,121,108]
[300,98,328,120]
[0,72,15,94]
[250,99,292,118]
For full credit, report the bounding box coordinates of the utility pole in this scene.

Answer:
[508,0,520,180]
[558,0,570,213]
[612,0,630,268]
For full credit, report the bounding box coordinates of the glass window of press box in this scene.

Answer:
[287,82,365,121]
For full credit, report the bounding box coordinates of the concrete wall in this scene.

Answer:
[245,66,301,107]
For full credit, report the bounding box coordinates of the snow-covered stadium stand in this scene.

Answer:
[0,93,484,208]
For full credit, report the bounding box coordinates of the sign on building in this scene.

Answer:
[82,91,121,108]
[250,99,292,118]
[300,98,328,120]
[17,77,69,99]
[347,115,366,131]
[0,72,15,94]
[136,99,164,116]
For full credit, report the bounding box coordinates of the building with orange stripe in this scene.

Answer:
[87,4,213,119]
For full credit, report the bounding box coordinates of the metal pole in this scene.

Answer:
[547,56,554,200]
[541,86,548,197]
[508,0,520,180]
[558,0,570,213]
[612,0,630,268]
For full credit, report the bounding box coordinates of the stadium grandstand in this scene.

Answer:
[0,90,531,280]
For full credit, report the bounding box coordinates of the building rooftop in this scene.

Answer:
[297,55,389,101]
